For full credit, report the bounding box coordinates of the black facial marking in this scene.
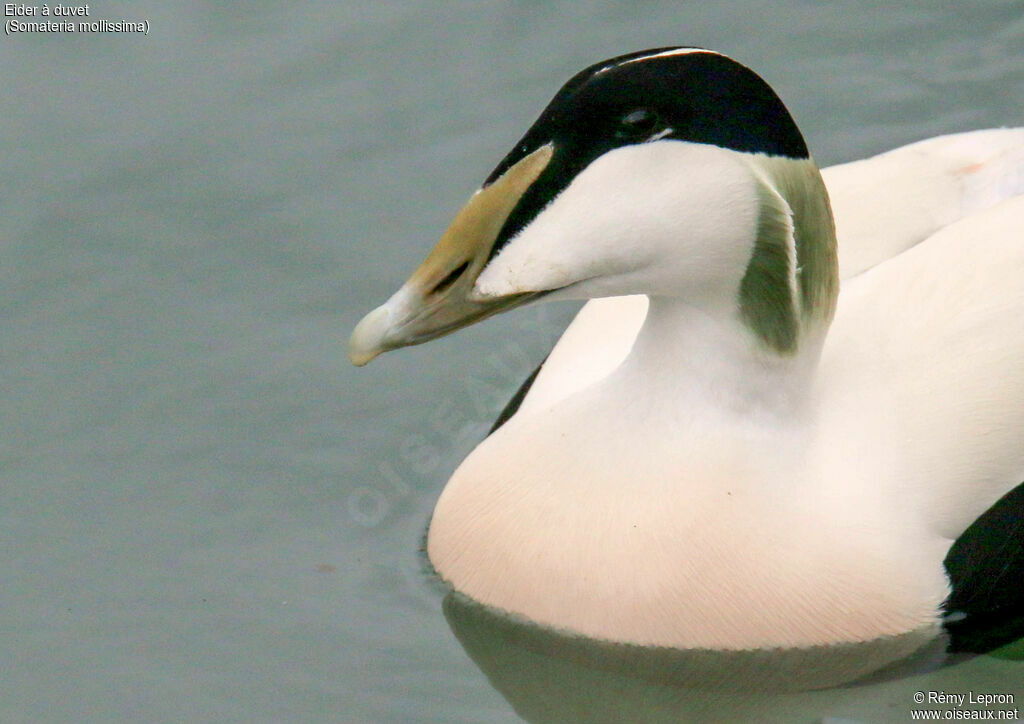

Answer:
[484,48,808,261]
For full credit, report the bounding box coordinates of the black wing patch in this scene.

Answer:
[489,359,546,434]
[943,479,1024,653]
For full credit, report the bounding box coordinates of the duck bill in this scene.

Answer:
[348,144,553,366]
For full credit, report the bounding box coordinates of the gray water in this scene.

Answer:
[1,2,1022,722]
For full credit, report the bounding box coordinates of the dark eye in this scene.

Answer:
[616,108,660,139]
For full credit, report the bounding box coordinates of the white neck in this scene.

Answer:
[618,295,823,425]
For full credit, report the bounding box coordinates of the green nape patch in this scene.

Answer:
[738,155,839,355]
[772,156,839,325]
[739,177,799,354]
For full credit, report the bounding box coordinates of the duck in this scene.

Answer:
[349,47,1024,665]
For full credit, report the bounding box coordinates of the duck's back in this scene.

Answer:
[826,128,1024,277]
[821,191,1024,541]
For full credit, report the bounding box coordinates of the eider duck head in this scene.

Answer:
[349,47,838,365]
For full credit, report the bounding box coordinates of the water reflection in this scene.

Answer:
[443,592,1024,723]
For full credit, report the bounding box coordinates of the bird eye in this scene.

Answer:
[617,108,660,138]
